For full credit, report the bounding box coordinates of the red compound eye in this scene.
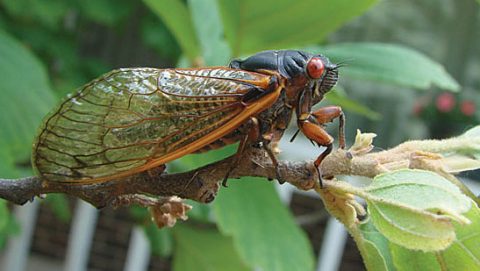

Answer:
[306,57,325,79]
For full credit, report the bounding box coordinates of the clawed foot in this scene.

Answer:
[315,166,324,188]
[315,166,336,188]
[266,167,285,184]
[222,176,229,187]
[274,167,285,184]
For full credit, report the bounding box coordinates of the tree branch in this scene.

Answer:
[1,132,477,211]
[0,145,375,208]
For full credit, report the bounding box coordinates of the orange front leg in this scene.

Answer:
[311,106,345,149]
[298,105,345,187]
[298,120,334,165]
[298,119,333,187]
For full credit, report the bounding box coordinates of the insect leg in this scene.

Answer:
[311,106,345,149]
[146,164,167,178]
[297,88,342,187]
[297,118,334,187]
[261,138,284,184]
[222,117,260,187]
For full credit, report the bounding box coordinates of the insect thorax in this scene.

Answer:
[196,89,293,153]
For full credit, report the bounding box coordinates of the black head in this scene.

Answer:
[229,50,339,96]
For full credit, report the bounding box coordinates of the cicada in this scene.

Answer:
[32,50,344,186]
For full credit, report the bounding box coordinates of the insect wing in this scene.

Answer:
[33,68,273,183]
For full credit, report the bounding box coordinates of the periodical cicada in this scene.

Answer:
[32,50,344,186]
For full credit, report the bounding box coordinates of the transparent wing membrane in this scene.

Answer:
[33,68,271,183]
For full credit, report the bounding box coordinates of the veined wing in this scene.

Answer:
[33,67,278,184]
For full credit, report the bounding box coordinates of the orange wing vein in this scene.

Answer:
[32,67,281,184]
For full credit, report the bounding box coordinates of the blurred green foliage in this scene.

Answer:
[172,224,250,271]
[0,30,55,177]
[0,0,479,270]
[214,179,314,271]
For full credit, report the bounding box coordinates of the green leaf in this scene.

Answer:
[183,200,212,223]
[188,0,231,66]
[458,125,480,159]
[129,205,150,221]
[365,169,471,251]
[0,30,55,178]
[217,0,378,56]
[1,0,68,29]
[173,225,249,271]
[45,194,71,222]
[0,200,10,235]
[367,170,471,218]
[358,221,395,271]
[141,14,181,61]
[144,224,173,257]
[368,202,455,251]
[318,43,460,91]
[441,156,480,174]
[390,242,440,271]
[213,179,314,271]
[169,144,237,173]
[0,147,20,178]
[130,206,174,257]
[423,125,480,174]
[388,204,480,270]
[325,90,381,120]
[0,200,19,248]
[77,0,134,26]
[438,204,480,270]
[143,0,201,62]
[462,125,480,138]
[362,239,391,271]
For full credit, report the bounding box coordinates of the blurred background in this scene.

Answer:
[0,0,479,270]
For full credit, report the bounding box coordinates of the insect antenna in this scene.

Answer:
[289,129,301,142]
[334,58,354,69]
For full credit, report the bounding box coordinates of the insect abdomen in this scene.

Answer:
[193,128,245,153]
